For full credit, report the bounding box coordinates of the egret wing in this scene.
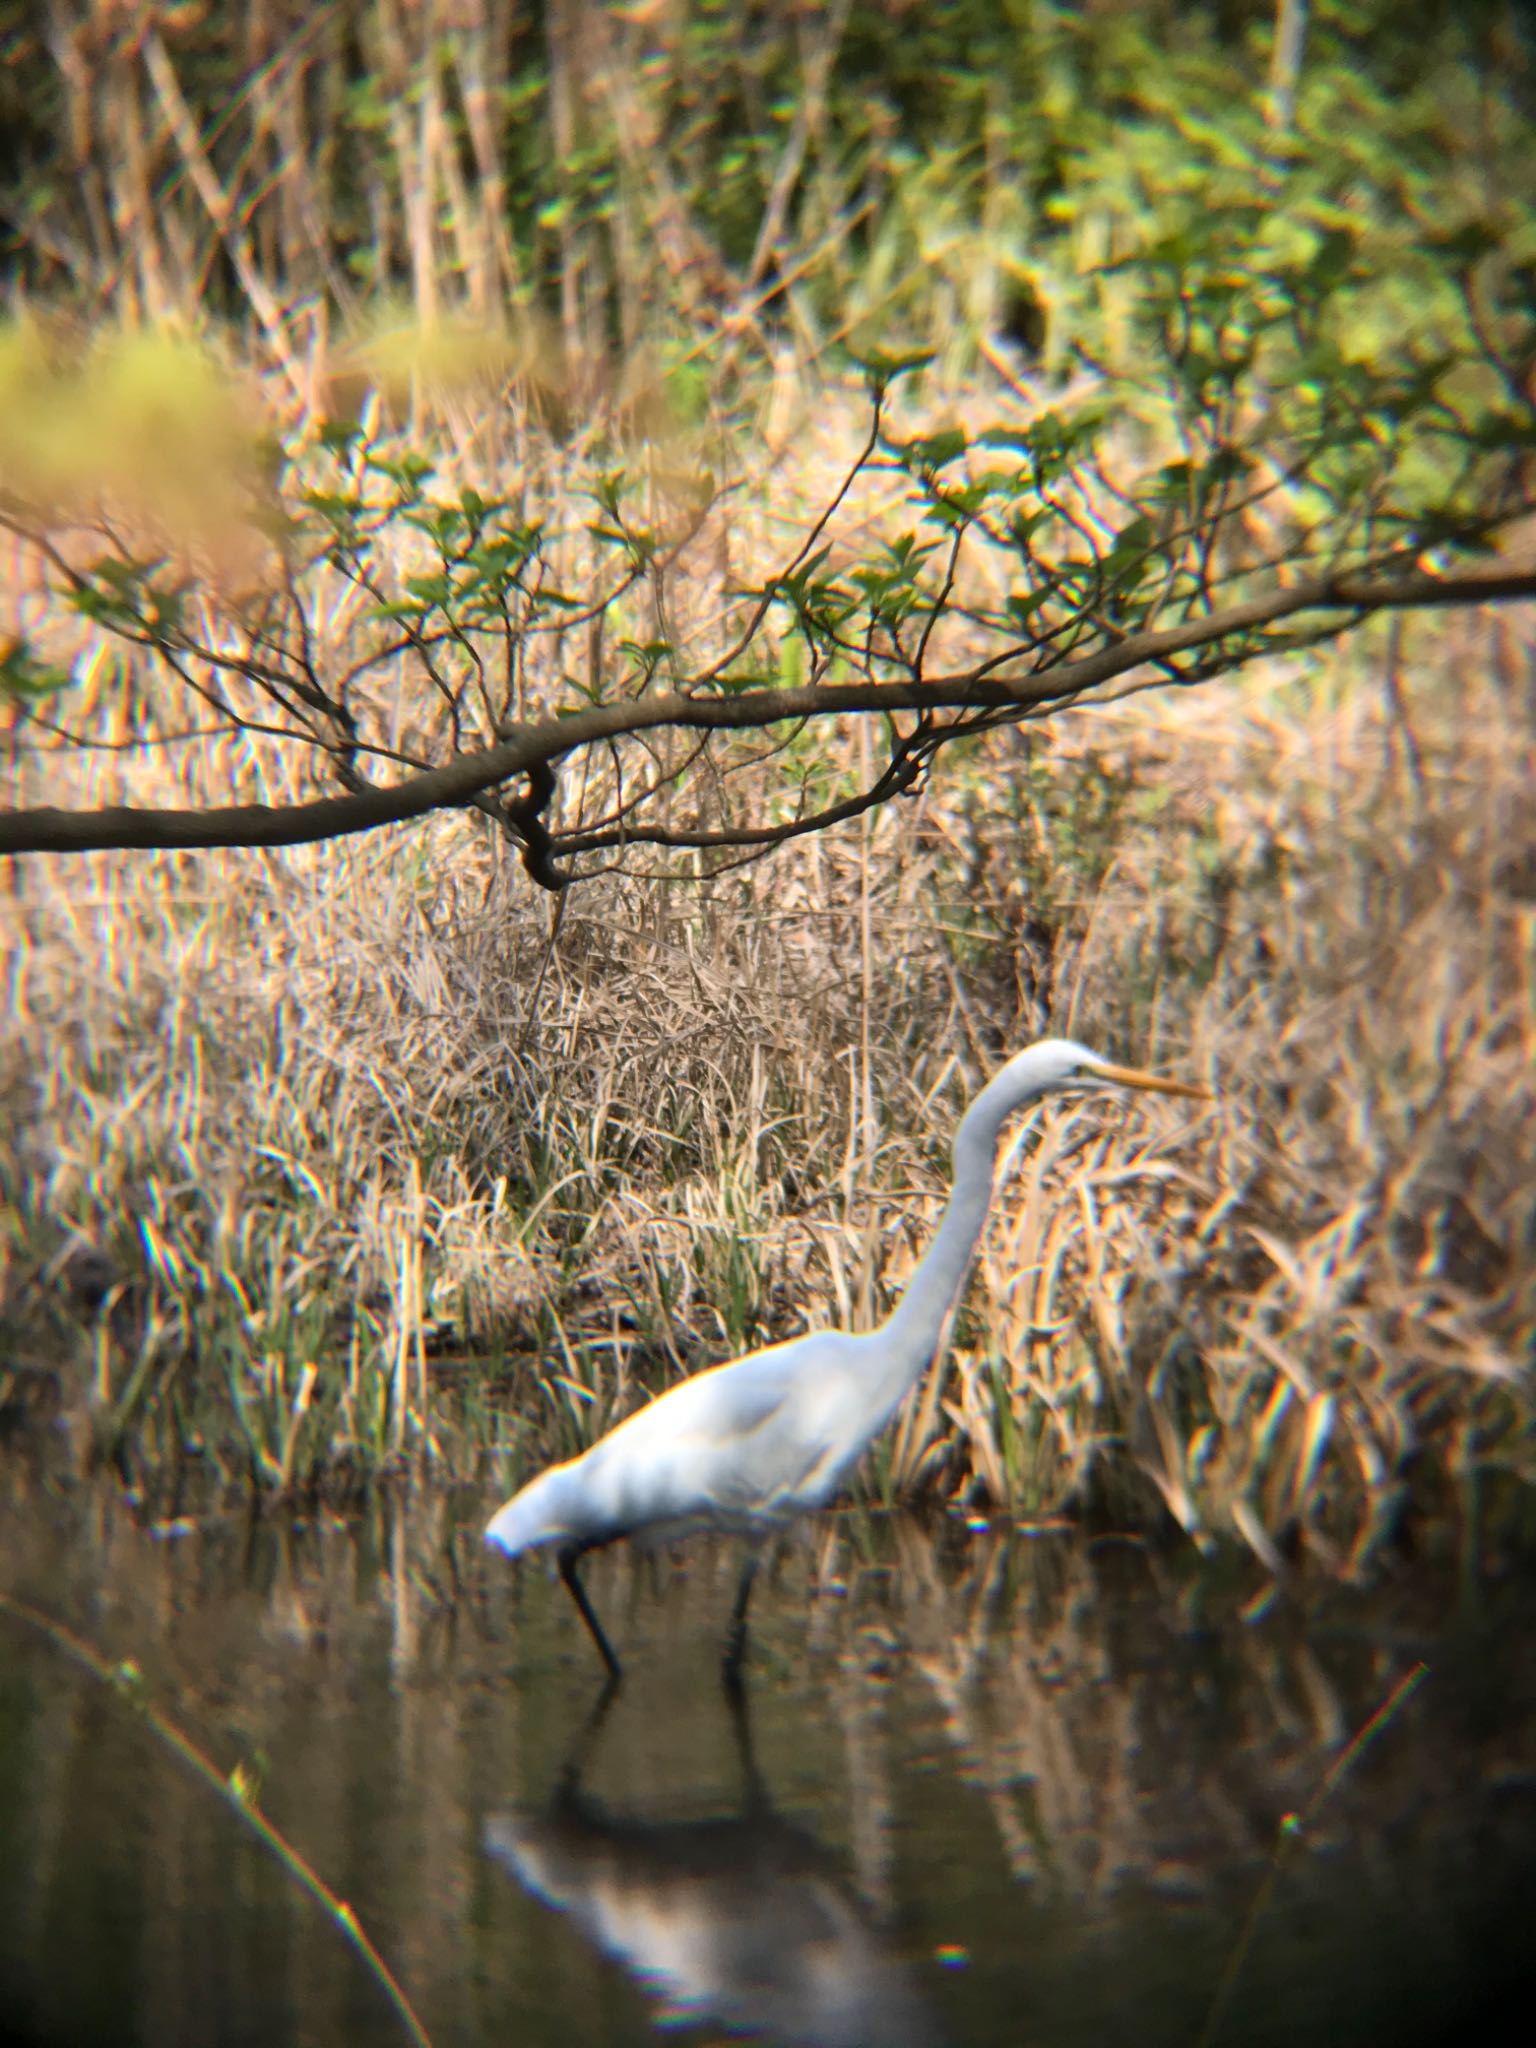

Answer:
[581,1330,867,1533]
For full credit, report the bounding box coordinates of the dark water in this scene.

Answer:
[2,1473,1533,2048]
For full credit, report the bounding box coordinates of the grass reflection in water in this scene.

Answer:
[1,1481,1532,2048]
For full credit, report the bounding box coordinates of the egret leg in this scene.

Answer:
[559,1547,623,1683]
[556,1669,622,1804]
[723,1666,770,1815]
[721,1550,760,1692]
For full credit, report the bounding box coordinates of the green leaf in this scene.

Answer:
[847,344,936,391]
[1006,590,1050,630]
[302,490,365,525]
[315,418,361,454]
[0,637,74,700]
[896,427,969,469]
[1148,460,1196,503]
[1423,219,1505,265]
[1102,514,1154,567]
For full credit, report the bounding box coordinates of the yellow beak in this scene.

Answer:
[1091,1060,1210,1100]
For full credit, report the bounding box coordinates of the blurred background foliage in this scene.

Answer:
[1,1,1531,415]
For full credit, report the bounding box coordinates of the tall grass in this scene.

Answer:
[2,374,1531,1574]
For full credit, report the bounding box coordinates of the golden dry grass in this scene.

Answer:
[2,369,1532,1574]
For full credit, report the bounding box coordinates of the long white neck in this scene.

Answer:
[870,1058,1050,1408]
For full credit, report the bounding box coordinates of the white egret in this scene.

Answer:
[485,1038,1206,1682]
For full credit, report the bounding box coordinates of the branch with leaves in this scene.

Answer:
[4,557,1534,872]
[4,146,1535,886]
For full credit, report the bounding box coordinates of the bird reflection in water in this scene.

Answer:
[482,1683,945,2048]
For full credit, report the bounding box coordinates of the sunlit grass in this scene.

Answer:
[2,372,1531,1575]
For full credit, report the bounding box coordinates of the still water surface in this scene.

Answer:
[2,1475,1533,2048]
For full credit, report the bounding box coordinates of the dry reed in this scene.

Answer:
[2,371,1531,1575]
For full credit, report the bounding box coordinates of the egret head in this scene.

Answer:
[992,1037,1208,1106]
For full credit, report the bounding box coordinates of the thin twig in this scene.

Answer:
[1197,1659,1429,2048]
[0,1593,435,2048]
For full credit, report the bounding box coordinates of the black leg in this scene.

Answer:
[722,1661,771,1813]
[556,1667,622,1804]
[559,1546,623,1684]
[721,1549,759,1692]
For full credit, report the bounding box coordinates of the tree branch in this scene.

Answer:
[5,565,1533,863]
[554,738,925,860]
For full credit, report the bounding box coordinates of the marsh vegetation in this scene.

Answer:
[3,13,1536,2045]
[5,429,1532,1572]
[2,2,1534,1577]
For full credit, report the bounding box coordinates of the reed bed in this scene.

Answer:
[2,373,1531,1577]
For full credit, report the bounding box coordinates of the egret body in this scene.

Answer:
[485,1038,1205,1680]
